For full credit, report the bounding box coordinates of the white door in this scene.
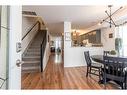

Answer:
[8,6,22,89]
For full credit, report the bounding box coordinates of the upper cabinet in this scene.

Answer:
[71,29,102,47]
[80,29,102,46]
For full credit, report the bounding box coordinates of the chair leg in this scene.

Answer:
[86,67,89,77]
[104,74,106,89]
[125,75,127,89]
[125,82,126,89]
[104,80,106,89]
[89,67,91,76]
[99,68,101,81]
[121,83,124,89]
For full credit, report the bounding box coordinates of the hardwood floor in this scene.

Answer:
[21,53,120,89]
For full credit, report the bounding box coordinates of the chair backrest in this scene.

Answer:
[103,51,110,56]
[103,56,127,82]
[84,51,92,66]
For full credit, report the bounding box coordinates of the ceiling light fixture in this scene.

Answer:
[98,22,102,26]
[100,5,123,28]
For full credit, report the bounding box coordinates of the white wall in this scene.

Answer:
[22,17,39,53]
[101,26,115,51]
[64,47,103,67]
[64,22,103,67]
[43,31,50,70]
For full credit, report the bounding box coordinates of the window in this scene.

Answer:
[115,23,127,56]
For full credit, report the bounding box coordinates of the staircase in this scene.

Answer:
[22,30,47,73]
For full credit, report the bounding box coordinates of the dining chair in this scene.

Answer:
[103,51,110,56]
[84,51,102,80]
[103,56,127,89]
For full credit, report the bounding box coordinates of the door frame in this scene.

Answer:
[8,6,22,89]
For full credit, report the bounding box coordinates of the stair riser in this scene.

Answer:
[29,46,40,48]
[25,53,40,56]
[22,58,40,61]
[30,46,41,47]
[25,52,40,55]
[22,63,40,67]
[22,69,40,73]
[22,67,40,71]
[26,51,40,53]
[24,52,40,56]
[28,48,40,50]
[31,43,41,45]
[27,49,40,52]
[27,47,40,51]
[27,50,40,52]
[32,41,42,43]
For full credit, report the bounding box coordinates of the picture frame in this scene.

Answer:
[109,33,113,38]
[65,32,71,41]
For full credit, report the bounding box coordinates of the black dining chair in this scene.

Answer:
[103,51,110,56]
[103,56,127,89]
[84,51,102,80]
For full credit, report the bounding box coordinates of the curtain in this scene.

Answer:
[115,23,127,56]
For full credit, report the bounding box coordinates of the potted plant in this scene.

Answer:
[110,50,117,55]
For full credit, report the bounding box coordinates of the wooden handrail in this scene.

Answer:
[22,21,40,40]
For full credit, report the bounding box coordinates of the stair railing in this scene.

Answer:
[22,21,41,40]
[40,31,47,72]
[22,18,46,72]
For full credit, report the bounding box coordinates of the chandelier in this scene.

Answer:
[100,5,123,28]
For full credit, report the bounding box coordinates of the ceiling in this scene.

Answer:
[22,6,126,36]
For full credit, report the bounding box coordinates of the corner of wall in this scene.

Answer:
[43,31,50,71]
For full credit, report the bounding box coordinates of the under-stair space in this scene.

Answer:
[22,30,47,73]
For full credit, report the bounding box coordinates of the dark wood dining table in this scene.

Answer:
[91,55,127,64]
[91,55,127,71]
[91,55,127,84]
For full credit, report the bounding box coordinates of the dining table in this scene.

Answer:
[91,55,127,84]
[91,55,127,64]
